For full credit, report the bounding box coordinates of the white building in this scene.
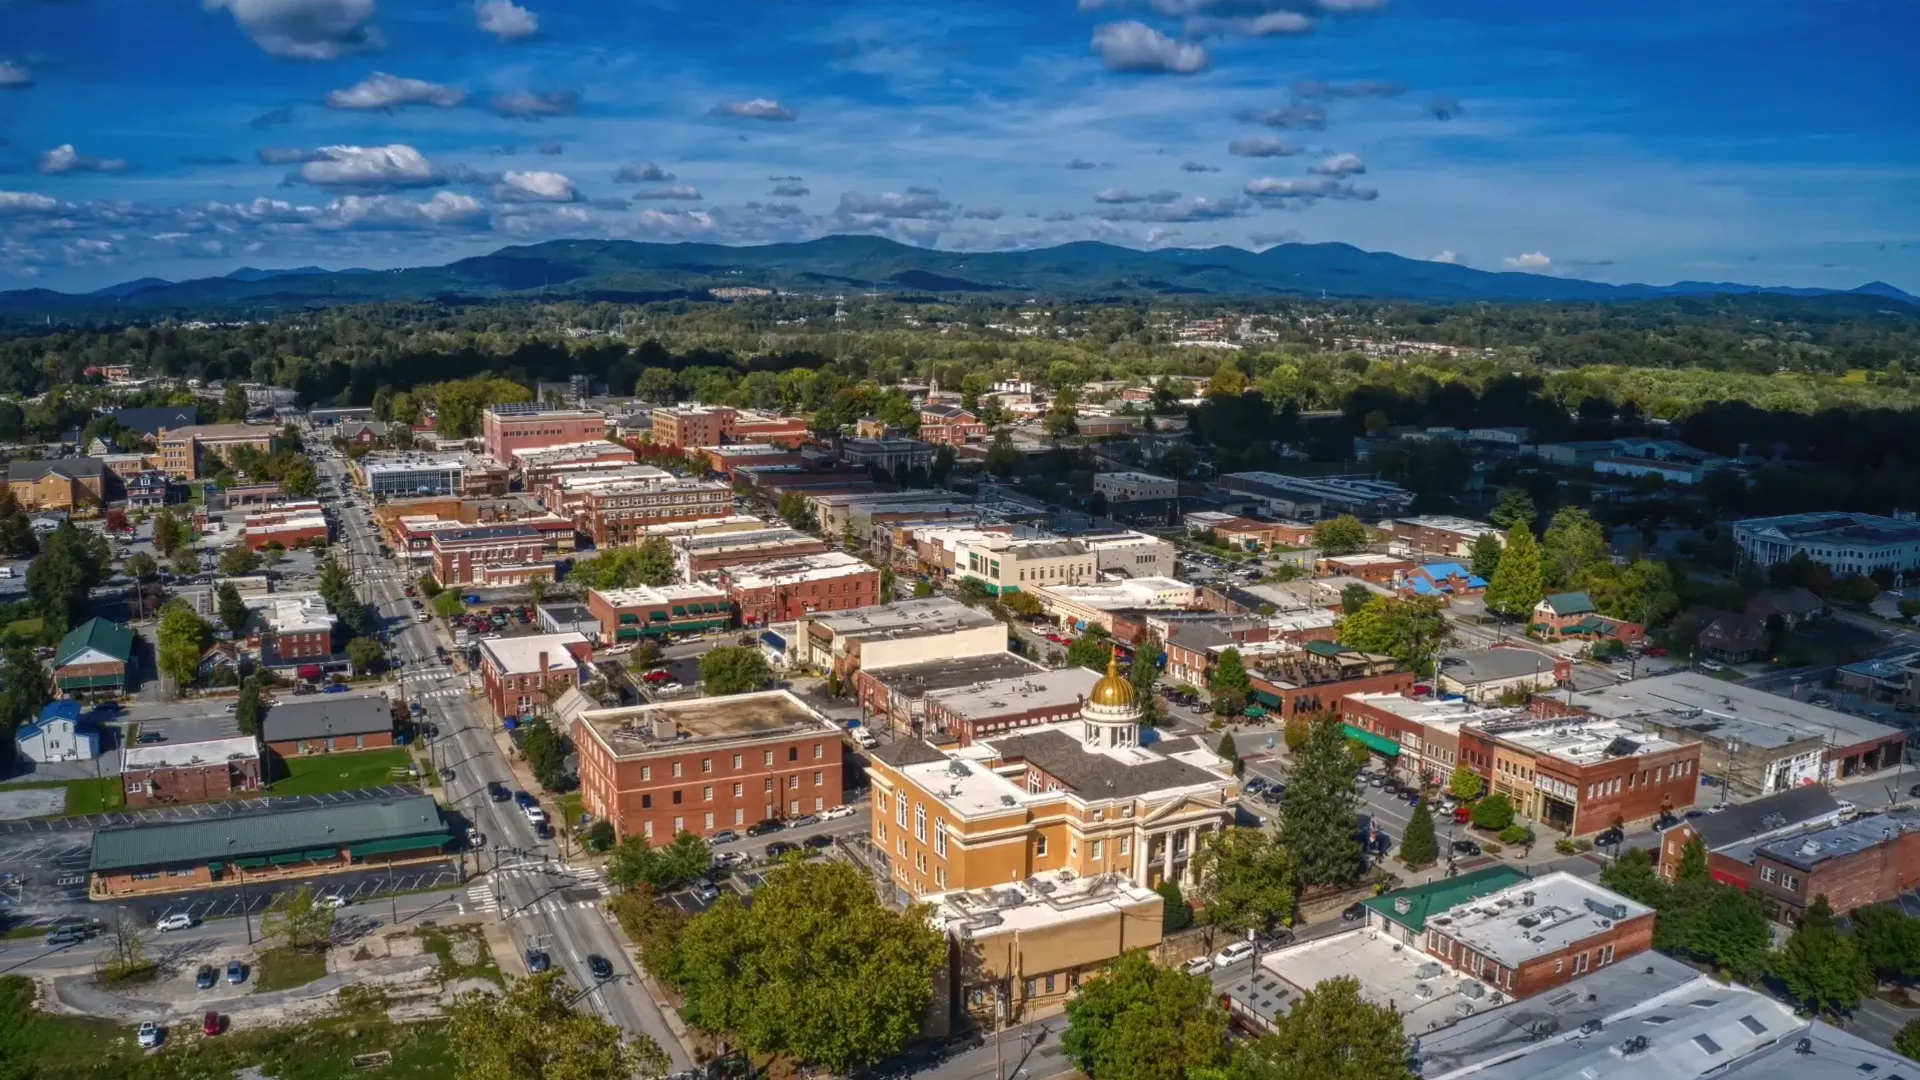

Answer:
[1092,471,1178,503]
[1079,530,1178,579]
[1732,512,1920,577]
[1593,456,1707,486]
[14,702,97,764]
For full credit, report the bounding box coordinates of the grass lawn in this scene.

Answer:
[419,927,502,986]
[252,947,330,993]
[0,974,455,1080]
[4,777,125,817]
[269,748,414,796]
[1,616,43,646]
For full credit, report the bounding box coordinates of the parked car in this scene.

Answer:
[316,893,349,909]
[156,913,195,932]
[525,949,551,973]
[1182,956,1213,975]
[1213,941,1256,968]
[438,767,455,783]
[487,781,511,802]
[587,954,615,980]
[202,1011,223,1037]
[466,827,484,848]
[1244,777,1269,795]
[787,814,819,828]
[765,841,799,858]
[1699,659,1726,672]
[820,805,857,821]
[1452,805,1471,824]
[1594,827,1625,847]
[226,960,247,985]
[1340,902,1368,922]
[708,830,740,846]
[803,834,835,850]
[1450,840,1482,856]
[513,790,536,808]
[534,820,553,839]
[44,925,92,946]
[137,1021,162,1049]
[322,684,349,694]
[196,965,218,990]
[746,818,784,837]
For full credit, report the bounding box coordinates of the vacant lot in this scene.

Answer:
[270,749,413,797]
[252,947,329,993]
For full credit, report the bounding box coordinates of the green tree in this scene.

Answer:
[1129,636,1164,726]
[26,520,110,635]
[1483,523,1544,620]
[1062,952,1227,1080]
[345,636,384,675]
[1597,847,1670,908]
[1489,487,1536,531]
[1002,591,1045,617]
[0,648,53,741]
[1468,793,1514,831]
[1209,647,1253,716]
[1221,977,1411,1080]
[519,716,569,790]
[1773,894,1873,1016]
[1850,905,1920,984]
[280,458,318,497]
[633,536,675,587]
[125,551,158,582]
[152,507,182,555]
[778,490,811,531]
[219,544,260,577]
[417,573,443,598]
[1334,595,1452,675]
[157,599,213,688]
[1542,507,1610,591]
[1440,766,1481,803]
[1399,800,1438,868]
[1066,633,1114,671]
[216,580,250,634]
[433,590,465,618]
[1469,531,1503,580]
[1157,880,1194,932]
[1896,1020,1920,1062]
[984,428,1021,479]
[448,969,669,1080]
[1281,717,1363,887]
[1215,732,1243,776]
[1312,515,1369,557]
[668,860,946,1072]
[607,830,711,890]
[699,646,771,694]
[219,382,249,423]
[235,674,266,736]
[170,544,203,578]
[583,819,617,853]
[1283,713,1312,752]
[912,580,934,599]
[262,885,336,952]
[1340,583,1373,615]
[1191,827,1297,937]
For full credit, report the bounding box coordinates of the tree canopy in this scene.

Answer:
[699,646,771,695]
[1062,952,1228,1080]
[1280,717,1363,887]
[448,970,669,1080]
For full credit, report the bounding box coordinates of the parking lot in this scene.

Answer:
[140,858,464,925]
[0,784,423,836]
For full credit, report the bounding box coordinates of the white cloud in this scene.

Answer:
[0,192,61,215]
[296,145,441,189]
[1502,251,1552,271]
[1235,104,1328,129]
[37,144,128,175]
[614,162,675,183]
[1100,195,1251,222]
[324,73,466,111]
[1184,11,1312,37]
[494,170,579,202]
[1244,176,1378,202]
[770,182,809,197]
[0,61,31,89]
[1308,152,1366,178]
[835,190,953,219]
[709,99,796,121]
[491,89,580,119]
[962,207,1004,220]
[1095,189,1180,204]
[322,192,490,230]
[1431,250,1461,264]
[204,0,381,61]
[1228,137,1302,158]
[630,185,702,201]
[474,0,537,41]
[1180,161,1220,173]
[1092,22,1209,75]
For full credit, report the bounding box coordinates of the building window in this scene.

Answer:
[642,795,652,809]
[733,754,743,769]
[898,795,908,827]
[702,758,713,773]
[1035,835,1048,857]
[915,804,927,842]
[673,816,684,832]
[1024,979,1036,998]
[1091,840,1103,861]
[1760,866,1778,884]
[1573,952,1589,974]
[765,778,775,792]
[1119,837,1130,856]
[1782,873,1800,892]
[813,770,823,786]
[733,782,743,797]
[789,747,799,762]
[1045,974,1056,993]
[641,766,651,782]
[704,812,714,829]
[703,786,714,802]
[672,790,683,805]
[671,762,683,778]
[935,821,948,858]
[764,750,774,766]
[1600,944,1615,965]
[735,809,745,825]
[814,743,824,759]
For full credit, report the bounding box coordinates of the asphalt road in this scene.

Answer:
[314,444,694,1070]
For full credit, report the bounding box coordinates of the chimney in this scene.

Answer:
[538,650,549,675]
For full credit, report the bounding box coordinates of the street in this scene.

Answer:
[313,443,695,1069]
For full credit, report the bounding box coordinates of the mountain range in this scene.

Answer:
[1,236,1913,316]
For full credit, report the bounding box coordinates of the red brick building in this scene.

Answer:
[429,524,554,587]
[243,592,338,667]
[478,632,595,721]
[586,584,733,644]
[482,404,608,464]
[649,406,808,451]
[1403,870,1656,999]
[259,696,396,759]
[120,736,263,807]
[578,478,733,546]
[1455,707,1702,837]
[919,667,1101,747]
[690,445,807,475]
[571,690,847,840]
[241,504,329,550]
[919,405,988,446]
[674,527,830,576]
[1748,813,1920,923]
[715,551,882,626]
[1654,786,1846,888]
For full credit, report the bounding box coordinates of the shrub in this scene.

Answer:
[1469,793,1515,831]
[1555,838,1577,855]
[1498,825,1535,846]
[1481,842,1503,855]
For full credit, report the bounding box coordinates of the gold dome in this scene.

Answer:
[1088,647,1137,708]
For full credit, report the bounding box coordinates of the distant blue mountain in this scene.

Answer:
[2,236,1913,315]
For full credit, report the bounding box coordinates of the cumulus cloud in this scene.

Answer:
[1502,251,1552,271]
[474,0,538,41]
[1183,11,1312,37]
[614,161,675,183]
[962,207,1004,220]
[1244,176,1378,202]
[249,107,295,129]
[1308,152,1365,177]
[0,191,61,215]
[1235,104,1328,129]
[1228,137,1302,158]
[835,190,953,218]
[493,170,579,202]
[1180,161,1219,172]
[204,0,381,61]
[770,182,809,197]
[294,145,441,189]
[0,61,32,89]
[1430,249,1461,264]
[630,185,702,201]
[1101,195,1251,222]
[491,89,581,119]
[1066,159,1099,170]
[37,144,127,175]
[709,98,796,121]
[1291,79,1406,100]
[1427,94,1463,120]
[1092,21,1209,74]
[1248,229,1303,248]
[323,191,490,230]
[325,73,466,111]
[1095,189,1180,205]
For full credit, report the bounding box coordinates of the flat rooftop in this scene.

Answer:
[924,869,1161,938]
[485,404,606,421]
[477,632,589,675]
[677,527,817,553]
[122,735,259,771]
[511,442,635,465]
[1566,671,1903,751]
[1095,471,1174,484]
[1440,647,1559,685]
[1344,692,1526,733]
[1427,871,1652,971]
[1265,929,1511,1037]
[1755,809,1920,872]
[810,596,998,637]
[1396,515,1501,536]
[1037,578,1196,611]
[863,651,1045,692]
[575,690,840,758]
[1325,553,1409,566]
[925,666,1100,721]
[591,584,727,606]
[1490,716,1688,767]
[719,551,874,588]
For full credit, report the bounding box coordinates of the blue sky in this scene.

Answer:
[0,0,1915,293]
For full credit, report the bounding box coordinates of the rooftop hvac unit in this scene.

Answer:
[1522,891,1536,907]
[1415,962,1445,979]
[1412,984,1434,1000]
[1459,981,1485,1000]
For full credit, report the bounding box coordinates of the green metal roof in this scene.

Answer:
[1540,592,1596,617]
[90,795,448,873]
[1360,864,1531,933]
[54,618,135,668]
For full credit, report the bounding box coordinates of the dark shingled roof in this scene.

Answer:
[260,695,393,743]
[984,728,1223,800]
[870,739,950,769]
[1671,785,1842,850]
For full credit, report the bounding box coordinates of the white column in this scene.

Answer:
[1160,831,1174,883]
[1182,825,1199,883]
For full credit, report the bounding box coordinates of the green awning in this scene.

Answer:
[616,628,640,641]
[268,851,306,865]
[207,861,224,873]
[618,614,638,624]
[1252,689,1282,709]
[302,848,337,861]
[233,857,268,869]
[649,611,668,621]
[671,619,728,632]
[672,606,687,616]
[56,673,125,690]
[1342,723,1400,757]
[349,835,447,858]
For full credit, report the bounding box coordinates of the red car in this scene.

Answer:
[1045,634,1069,645]
[642,669,672,684]
[1642,646,1668,657]
[1452,805,1471,825]
[202,1011,222,1037]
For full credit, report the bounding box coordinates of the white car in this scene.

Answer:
[820,805,857,822]
[1182,955,1214,976]
[1213,941,1257,968]
[656,681,684,693]
[1699,659,1726,672]
[316,893,349,909]
[851,729,878,749]
[137,1021,162,1049]
[155,913,195,932]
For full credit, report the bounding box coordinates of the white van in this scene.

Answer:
[155,913,195,932]
[852,728,878,749]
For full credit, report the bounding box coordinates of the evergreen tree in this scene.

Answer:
[1210,647,1253,715]
[1773,895,1873,1016]
[1469,531,1503,580]
[1489,487,1536,531]
[1280,717,1363,887]
[1399,799,1437,867]
[1484,523,1544,621]
[1542,507,1610,590]
[1129,636,1164,727]
[216,581,250,634]
[235,674,266,736]
[1216,732,1242,776]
